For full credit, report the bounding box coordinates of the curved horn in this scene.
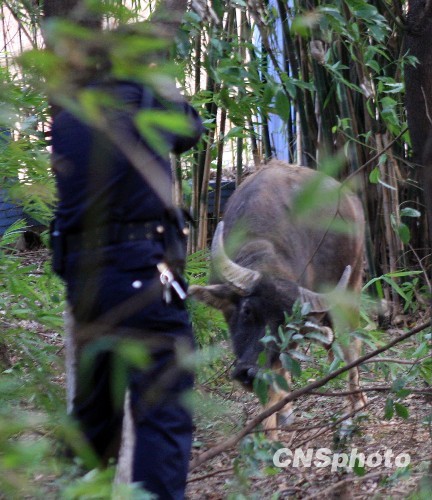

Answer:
[298,265,352,313]
[211,222,261,294]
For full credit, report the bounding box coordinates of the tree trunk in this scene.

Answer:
[405,0,432,253]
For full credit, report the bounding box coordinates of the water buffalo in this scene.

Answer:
[189,161,366,433]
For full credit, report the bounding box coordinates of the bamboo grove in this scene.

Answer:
[176,0,428,318]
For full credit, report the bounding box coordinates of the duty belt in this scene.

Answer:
[64,221,166,253]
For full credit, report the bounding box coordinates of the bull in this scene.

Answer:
[189,161,367,433]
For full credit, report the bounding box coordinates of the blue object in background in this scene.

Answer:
[254,0,295,162]
[0,192,24,235]
[0,128,25,236]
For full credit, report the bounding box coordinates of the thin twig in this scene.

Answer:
[187,466,233,483]
[302,470,389,500]
[408,243,432,293]
[343,127,408,185]
[199,360,235,387]
[294,399,375,450]
[362,356,430,365]
[309,386,432,397]
[3,0,38,49]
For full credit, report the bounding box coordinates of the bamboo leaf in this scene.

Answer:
[400,207,421,218]
[381,275,410,302]
[274,89,291,121]
[395,223,410,244]
[369,166,380,184]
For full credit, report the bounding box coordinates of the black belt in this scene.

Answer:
[65,221,166,253]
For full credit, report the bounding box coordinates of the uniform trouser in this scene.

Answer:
[63,242,194,500]
[72,338,194,499]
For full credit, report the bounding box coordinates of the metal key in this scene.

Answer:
[157,262,187,301]
[158,264,173,303]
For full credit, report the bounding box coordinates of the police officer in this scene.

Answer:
[51,77,203,498]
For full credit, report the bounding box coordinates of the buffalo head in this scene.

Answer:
[189,222,351,390]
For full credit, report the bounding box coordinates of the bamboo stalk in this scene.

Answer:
[197,127,216,250]
[215,108,227,224]
[276,0,313,165]
[190,31,203,253]
[172,155,182,207]
[377,132,402,317]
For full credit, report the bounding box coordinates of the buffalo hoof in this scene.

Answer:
[232,365,258,391]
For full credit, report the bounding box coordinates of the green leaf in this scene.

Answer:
[331,341,345,361]
[392,378,406,393]
[420,361,432,384]
[278,326,294,350]
[253,377,269,405]
[365,59,381,73]
[135,110,194,156]
[369,166,380,184]
[117,340,151,369]
[328,357,342,372]
[384,398,394,419]
[274,374,290,392]
[301,302,311,316]
[274,89,291,122]
[211,0,224,19]
[305,331,333,344]
[288,349,312,362]
[352,458,366,476]
[384,270,422,278]
[224,126,245,140]
[280,353,302,378]
[291,171,341,217]
[395,389,411,399]
[381,275,410,302]
[0,219,27,247]
[257,351,268,367]
[413,341,428,358]
[394,403,409,419]
[261,87,275,108]
[400,207,421,218]
[260,335,276,345]
[396,223,410,244]
[319,6,346,25]
[383,82,405,94]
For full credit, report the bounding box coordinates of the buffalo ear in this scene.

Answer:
[188,284,236,313]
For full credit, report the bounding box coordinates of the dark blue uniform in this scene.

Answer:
[51,80,203,498]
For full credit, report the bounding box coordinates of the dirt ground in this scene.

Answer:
[9,250,432,499]
[187,369,432,499]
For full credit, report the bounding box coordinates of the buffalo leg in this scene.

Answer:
[341,337,367,412]
[331,285,367,413]
[263,364,294,438]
